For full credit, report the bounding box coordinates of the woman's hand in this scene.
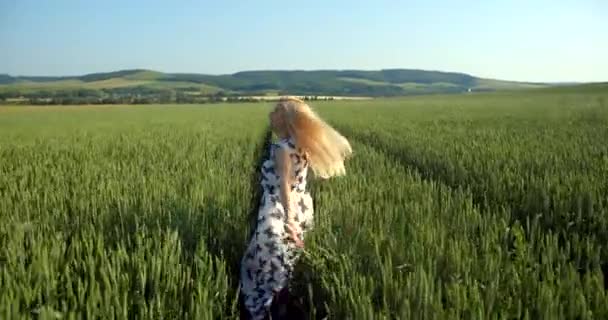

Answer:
[286,219,304,248]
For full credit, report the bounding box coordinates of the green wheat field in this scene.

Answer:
[1,87,608,319]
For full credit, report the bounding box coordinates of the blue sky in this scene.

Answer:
[0,0,606,82]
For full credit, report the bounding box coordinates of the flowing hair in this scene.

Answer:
[276,97,352,179]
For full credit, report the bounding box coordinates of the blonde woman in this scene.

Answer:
[240,97,352,319]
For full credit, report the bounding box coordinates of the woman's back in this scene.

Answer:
[260,137,309,198]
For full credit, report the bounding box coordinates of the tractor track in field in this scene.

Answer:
[245,127,273,241]
[336,123,608,289]
[336,124,472,202]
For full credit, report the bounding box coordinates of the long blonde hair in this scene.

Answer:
[276,96,352,179]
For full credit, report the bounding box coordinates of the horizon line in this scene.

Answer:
[0,67,596,85]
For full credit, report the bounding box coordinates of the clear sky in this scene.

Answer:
[1,0,606,82]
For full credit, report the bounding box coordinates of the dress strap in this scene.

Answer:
[274,136,295,151]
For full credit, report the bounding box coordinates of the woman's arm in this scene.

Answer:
[275,147,294,220]
[275,147,304,247]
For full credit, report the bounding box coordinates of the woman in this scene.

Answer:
[240,97,352,319]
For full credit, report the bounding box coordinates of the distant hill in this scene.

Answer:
[0,68,553,98]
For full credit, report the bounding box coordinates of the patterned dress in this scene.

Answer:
[240,136,314,319]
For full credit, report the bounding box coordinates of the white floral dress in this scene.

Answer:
[240,136,314,319]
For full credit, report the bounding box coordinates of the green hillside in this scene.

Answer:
[1,68,553,95]
[1,68,600,105]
